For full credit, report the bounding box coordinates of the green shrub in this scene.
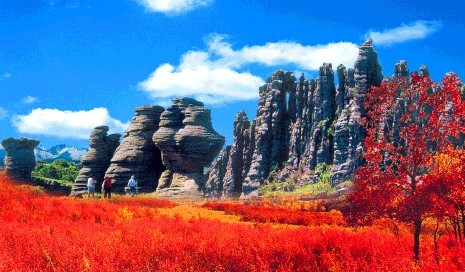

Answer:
[33,160,82,182]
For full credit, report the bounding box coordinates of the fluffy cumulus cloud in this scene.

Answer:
[0,107,8,120]
[206,35,359,71]
[366,20,442,46]
[137,0,213,14]
[12,108,129,139]
[138,34,359,104]
[139,63,264,105]
[21,95,39,104]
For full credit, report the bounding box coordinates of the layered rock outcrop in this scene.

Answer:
[241,71,296,197]
[206,111,255,198]
[1,137,40,181]
[71,126,120,196]
[206,40,384,198]
[105,105,165,193]
[330,38,383,184]
[300,63,337,170]
[153,98,225,198]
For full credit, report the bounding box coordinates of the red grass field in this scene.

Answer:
[0,174,464,271]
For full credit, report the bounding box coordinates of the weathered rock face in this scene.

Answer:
[330,39,382,184]
[1,137,40,181]
[205,111,255,198]
[241,70,296,197]
[207,41,384,198]
[153,98,225,198]
[105,105,165,193]
[71,126,120,196]
[300,63,337,170]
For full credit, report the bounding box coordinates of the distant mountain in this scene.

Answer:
[34,145,87,163]
[0,144,87,166]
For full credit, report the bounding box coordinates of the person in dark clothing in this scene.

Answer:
[102,176,112,199]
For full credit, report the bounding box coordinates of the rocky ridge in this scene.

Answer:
[70,98,224,198]
[206,40,383,198]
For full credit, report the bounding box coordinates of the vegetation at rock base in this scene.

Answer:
[260,163,335,198]
[32,159,82,185]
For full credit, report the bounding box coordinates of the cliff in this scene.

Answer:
[206,40,383,198]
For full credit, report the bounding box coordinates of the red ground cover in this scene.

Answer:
[1,175,464,271]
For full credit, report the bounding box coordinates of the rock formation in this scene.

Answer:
[105,105,165,193]
[241,71,296,197]
[153,98,225,198]
[206,111,255,198]
[71,126,120,196]
[330,38,383,184]
[206,40,384,198]
[1,137,40,181]
[300,63,337,170]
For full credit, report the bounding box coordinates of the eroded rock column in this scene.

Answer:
[1,137,40,181]
[330,39,383,184]
[105,105,165,193]
[71,126,120,196]
[153,98,225,198]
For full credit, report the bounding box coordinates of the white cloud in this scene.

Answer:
[12,108,129,139]
[0,72,11,81]
[0,107,8,120]
[137,0,213,14]
[366,20,442,46]
[139,64,264,104]
[138,34,359,104]
[206,35,359,71]
[22,95,39,104]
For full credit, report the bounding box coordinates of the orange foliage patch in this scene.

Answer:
[202,202,347,227]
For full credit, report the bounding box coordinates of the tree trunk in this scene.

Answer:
[413,218,422,262]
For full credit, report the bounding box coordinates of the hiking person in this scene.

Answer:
[87,174,96,198]
[128,175,137,197]
[102,176,112,199]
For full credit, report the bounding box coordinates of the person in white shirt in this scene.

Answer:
[87,175,96,198]
[127,175,137,197]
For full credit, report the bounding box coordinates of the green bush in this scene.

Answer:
[33,159,82,182]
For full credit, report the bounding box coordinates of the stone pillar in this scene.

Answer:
[105,105,165,193]
[71,126,120,196]
[153,97,225,198]
[1,137,40,181]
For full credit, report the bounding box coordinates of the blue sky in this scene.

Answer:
[1,0,464,149]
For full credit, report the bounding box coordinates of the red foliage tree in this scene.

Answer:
[425,149,465,245]
[346,72,465,261]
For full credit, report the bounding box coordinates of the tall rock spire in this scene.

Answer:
[330,39,383,184]
[241,70,296,197]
